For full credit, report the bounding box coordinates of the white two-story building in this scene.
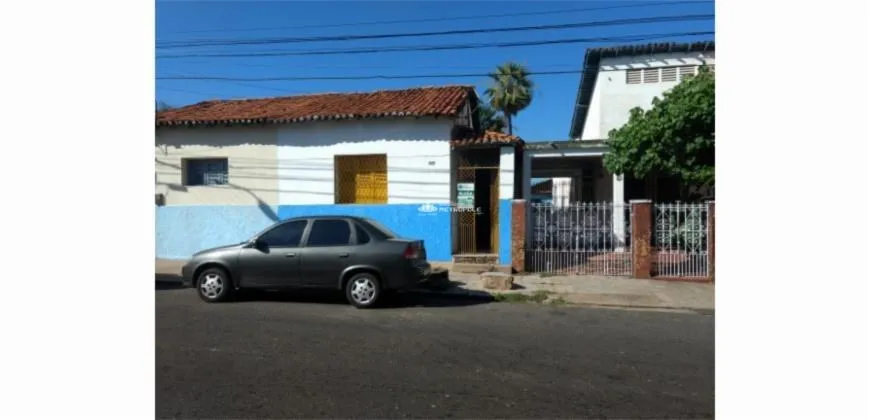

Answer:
[524,41,715,207]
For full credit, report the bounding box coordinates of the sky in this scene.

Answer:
[156,0,715,141]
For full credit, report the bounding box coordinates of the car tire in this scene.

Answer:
[196,267,233,303]
[345,272,382,309]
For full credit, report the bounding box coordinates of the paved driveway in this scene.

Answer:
[157,280,714,419]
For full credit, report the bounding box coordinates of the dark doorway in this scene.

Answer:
[474,169,494,253]
[454,148,501,256]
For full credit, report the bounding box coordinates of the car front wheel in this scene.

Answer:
[345,272,381,309]
[196,267,233,303]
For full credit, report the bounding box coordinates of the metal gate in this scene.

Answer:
[652,203,709,278]
[455,149,500,255]
[525,202,632,276]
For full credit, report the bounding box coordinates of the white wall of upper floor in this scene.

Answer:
[156,118,456,206]
[579,51,715,140]
[275,118,454,205]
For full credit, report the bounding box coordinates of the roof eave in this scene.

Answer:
[568,40,715,139]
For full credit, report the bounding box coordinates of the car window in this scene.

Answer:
[354,222,371,244]
[306,219,352,247]
[258,220,307,248]
[361,218,399,239]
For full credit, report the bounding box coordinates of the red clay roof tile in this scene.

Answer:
[156,85,474,127]
[450,130,523,147]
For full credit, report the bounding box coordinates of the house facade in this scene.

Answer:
[522,41,716,207]
[515,41,716,275]
[156,85,522,266]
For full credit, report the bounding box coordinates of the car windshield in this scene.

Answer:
[362,218,400,239]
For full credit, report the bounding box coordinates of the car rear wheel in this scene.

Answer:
[345,272,381,309]
[196,267,233,303]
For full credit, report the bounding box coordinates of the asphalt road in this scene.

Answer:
[156,281,714,419]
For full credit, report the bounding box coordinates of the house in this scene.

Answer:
[155,85,523,268]
[515,41,716,275]
[520,41,715,207]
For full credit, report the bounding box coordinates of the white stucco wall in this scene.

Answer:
[275,118,454,205]
[580,51,715,141]
[552,178,572,208]
[155,126,279,206]
[499,146,515,200]
[582,82,603,140]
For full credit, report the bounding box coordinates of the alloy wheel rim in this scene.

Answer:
[350,277,376,305]
[200,273,223,299]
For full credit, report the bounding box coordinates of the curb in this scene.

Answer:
[408,286,714,313]
[409,287,494,301]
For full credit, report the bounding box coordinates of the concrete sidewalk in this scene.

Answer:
[155,259,714,312]
[426,272,714,312]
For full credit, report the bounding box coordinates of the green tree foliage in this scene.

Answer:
[603,66,715,195]
[484,62,534,135]
[477,102,506,132]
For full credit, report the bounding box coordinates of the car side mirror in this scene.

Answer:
[247,238,264,249]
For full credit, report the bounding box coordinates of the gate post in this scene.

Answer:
[511,199,527,273]
[707,201,715,283]
[630,200,653,279]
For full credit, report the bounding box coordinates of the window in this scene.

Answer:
[642,68,659,84]
[354,222,371,244]
[335,154,388,204]
[184,158,228,186]
[361,218,399,239]
[306,219,352,247]
[259,220,307,248]
[626,69,642,84]
[661,67,678,82]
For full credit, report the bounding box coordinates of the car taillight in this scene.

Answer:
[403,243,419,259]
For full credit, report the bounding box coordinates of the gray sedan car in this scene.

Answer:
[181,215,432,308]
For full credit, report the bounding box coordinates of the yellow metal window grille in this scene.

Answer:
[335,154,388,204]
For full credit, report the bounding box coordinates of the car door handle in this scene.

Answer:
[338,253,349,258]
[285,253,296,257]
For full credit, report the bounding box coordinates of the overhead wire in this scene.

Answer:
[157,14,714,49]
[157,30,714,59]
[160,1,712,36]
[157,66,712,82]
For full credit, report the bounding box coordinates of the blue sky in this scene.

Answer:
[156,1,714,141]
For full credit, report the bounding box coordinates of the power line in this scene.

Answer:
[158,69,599,82]
[157,31,714,60]
[158,86,221,96]
[157,14,714,49]
[169,59,584,70]
[159,67,307,95]
[160,1,713,36]
[157,58,715,82]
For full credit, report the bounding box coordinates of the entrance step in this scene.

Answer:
[452,262,512,274]
[452,254,499,265]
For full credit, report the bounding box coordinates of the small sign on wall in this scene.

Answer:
[457,183,474,209]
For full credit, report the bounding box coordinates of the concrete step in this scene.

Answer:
[452,254,499,265]
[451,262,512,274]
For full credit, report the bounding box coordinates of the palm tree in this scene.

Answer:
[477,102,506,132]
[484,62,534,135]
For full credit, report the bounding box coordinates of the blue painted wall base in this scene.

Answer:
[156,202,506,265]
[498,199,512,265]
[156,205,279,260]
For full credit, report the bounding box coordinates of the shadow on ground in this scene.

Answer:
[156,274,185,290]
[155,274,491,308]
